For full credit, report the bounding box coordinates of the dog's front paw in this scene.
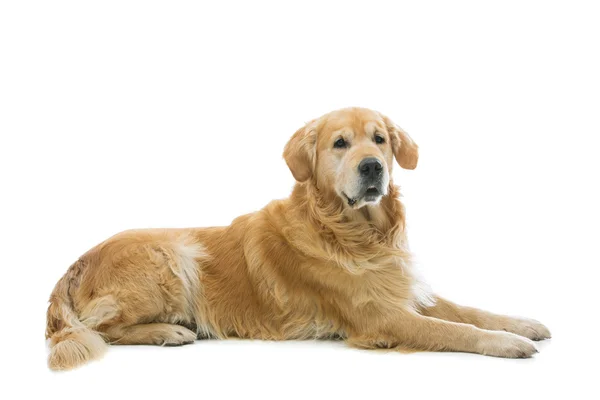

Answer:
[477,331,538,358]
[503,317,551,341]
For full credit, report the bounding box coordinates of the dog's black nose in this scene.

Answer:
[358,157,383,179]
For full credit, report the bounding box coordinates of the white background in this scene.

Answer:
[1,1,599,399]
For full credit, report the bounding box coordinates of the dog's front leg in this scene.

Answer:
[348,311,539,358]
[418,295,551,341]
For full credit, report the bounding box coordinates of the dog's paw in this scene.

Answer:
[502,317,551,341]
[157,325,197,346]
[477,331,538,358]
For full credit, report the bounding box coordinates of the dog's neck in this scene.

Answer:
[286,180,409,271]
[290,180,405,232]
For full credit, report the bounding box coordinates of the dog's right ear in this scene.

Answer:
[283,120,317,182]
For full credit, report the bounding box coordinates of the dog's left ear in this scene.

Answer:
[283,120,318,182]
[380,114,419,170]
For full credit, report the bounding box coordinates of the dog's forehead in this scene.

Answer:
[318,108,385,139]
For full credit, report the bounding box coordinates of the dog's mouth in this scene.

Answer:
[343,186,383,207]
[365,186,380,196]
[363,186,382,203]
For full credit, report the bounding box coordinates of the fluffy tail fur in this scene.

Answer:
[46,261,108,371]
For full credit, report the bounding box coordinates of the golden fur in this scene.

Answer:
[46,107,550,370]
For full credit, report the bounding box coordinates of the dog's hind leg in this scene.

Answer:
[105,323,197,346]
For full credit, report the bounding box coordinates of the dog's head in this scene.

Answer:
[284,107,418,209]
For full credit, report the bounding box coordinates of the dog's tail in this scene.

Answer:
[46,260,108,371]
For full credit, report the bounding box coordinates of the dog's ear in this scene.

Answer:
[381,114,419,170]
[283,120,317,182]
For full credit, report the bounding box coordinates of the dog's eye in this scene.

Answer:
[374,134,385,144]
[334,138,347,148]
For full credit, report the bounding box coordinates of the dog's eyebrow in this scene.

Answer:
[332,129,353,138]
[364,122,385,135]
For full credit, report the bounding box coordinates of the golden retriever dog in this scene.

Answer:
[46,107,550,370]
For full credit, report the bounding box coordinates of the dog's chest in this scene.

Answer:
[330,256,435,314]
